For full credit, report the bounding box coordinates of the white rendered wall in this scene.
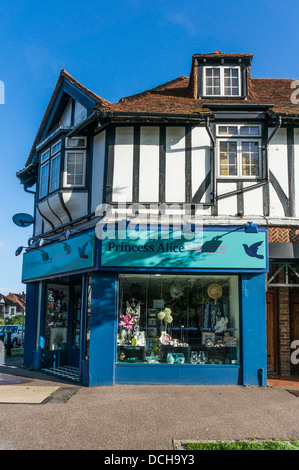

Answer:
[268,127,288,217]
[294,128,299,218]
[112,127,134,202]
[191,126,211,204]
[217,183,238,216]
[243,183,264,216]
[165,126,185,202]
[139,126,160,202]
[74,101,87,125]
[60,98,72,126]
[91,131,106,212]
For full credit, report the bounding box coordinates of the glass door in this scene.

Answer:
[44,283,70,366]
[69,284,82,367]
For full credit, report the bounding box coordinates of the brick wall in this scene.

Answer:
[269,227,297,375]
[268,227,299,243]
[277,285,291,375]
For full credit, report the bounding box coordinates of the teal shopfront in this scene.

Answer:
[22,224,268,387]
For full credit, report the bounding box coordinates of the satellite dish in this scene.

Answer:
[12,213,34,228]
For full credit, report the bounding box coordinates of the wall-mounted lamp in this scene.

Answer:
[35,238,45,248]
[59,229,80,241]
[15,246,25,256]
[244,222,259,233]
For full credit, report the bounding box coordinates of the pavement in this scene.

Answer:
[0,356,299,451]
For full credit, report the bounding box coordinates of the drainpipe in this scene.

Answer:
[24,187,36,195]
[205,116,216,205]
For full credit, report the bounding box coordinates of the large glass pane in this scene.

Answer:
[39,162,49,198]
[117,275,240,365]
[240,126,260,136]
[224,68,239,96]
[241,141,260,176]
[219,141,237,176]
[45,284,69,351]
[50,154,60,192]
[66,152,84,185]
[205,68,220,95]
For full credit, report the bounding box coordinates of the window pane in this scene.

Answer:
[50,154,60,192]
[241,141,260,176]
[240,126,260,136]
[218,126,238,135]
[66,152,85,186]
[66,137,86,148]
[44,284,69,351]
[205,68,220,95]
[117,274,240,365]
[219,141,237,176]
[41,149,50,163]
[39,162,49,197]
[52,141,61,155]
[224,68,239,96]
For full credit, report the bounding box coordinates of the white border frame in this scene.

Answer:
[65,136,87,149]
[217,138,262,179]
[203,65,241,97]
[63,150,86,188]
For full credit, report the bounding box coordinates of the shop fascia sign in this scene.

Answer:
[22,230,95,281]
[100,225,268,270]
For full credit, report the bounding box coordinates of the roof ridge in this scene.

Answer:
[118,76,188,103]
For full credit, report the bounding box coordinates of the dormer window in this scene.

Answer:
[204,66,241,97]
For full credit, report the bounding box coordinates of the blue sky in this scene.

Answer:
[0,0,298,295]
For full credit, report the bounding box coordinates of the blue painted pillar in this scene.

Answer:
[241,273,267,386]
[23,282,38,368]
[89,271,118,386]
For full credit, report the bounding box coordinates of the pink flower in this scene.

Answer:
[119,314,134,330]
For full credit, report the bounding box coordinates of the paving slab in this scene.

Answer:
[0,385,60,404]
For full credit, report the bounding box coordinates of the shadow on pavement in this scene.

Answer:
[0,356,79,386]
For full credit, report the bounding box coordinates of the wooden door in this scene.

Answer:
[290,292,299,374]
[266,290,278,374]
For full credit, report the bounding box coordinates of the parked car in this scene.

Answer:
[0,325,25,348]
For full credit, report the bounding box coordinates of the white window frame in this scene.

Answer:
[63,150,86,188]
[216,124,262,179]
[65,136,87,149]
[217,124,261,137]
[203,65,241,97]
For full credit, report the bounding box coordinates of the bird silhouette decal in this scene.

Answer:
[78,241,89,259]
[242,241,264,259]
[63,243,71,255]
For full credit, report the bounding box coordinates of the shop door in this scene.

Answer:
[69,284,82,368]
[291,291,299,375]
[266,290,278,374]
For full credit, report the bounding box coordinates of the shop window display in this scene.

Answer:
[45,284,69,351]
[117,274,239,365]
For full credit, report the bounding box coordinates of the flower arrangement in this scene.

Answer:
[157,308,173,327]
[119,314,134,330]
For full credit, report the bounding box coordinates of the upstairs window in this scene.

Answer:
[204,66,241,97]
[39,140,61,198]
[63,137,87,187]
[216,125,261,178]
